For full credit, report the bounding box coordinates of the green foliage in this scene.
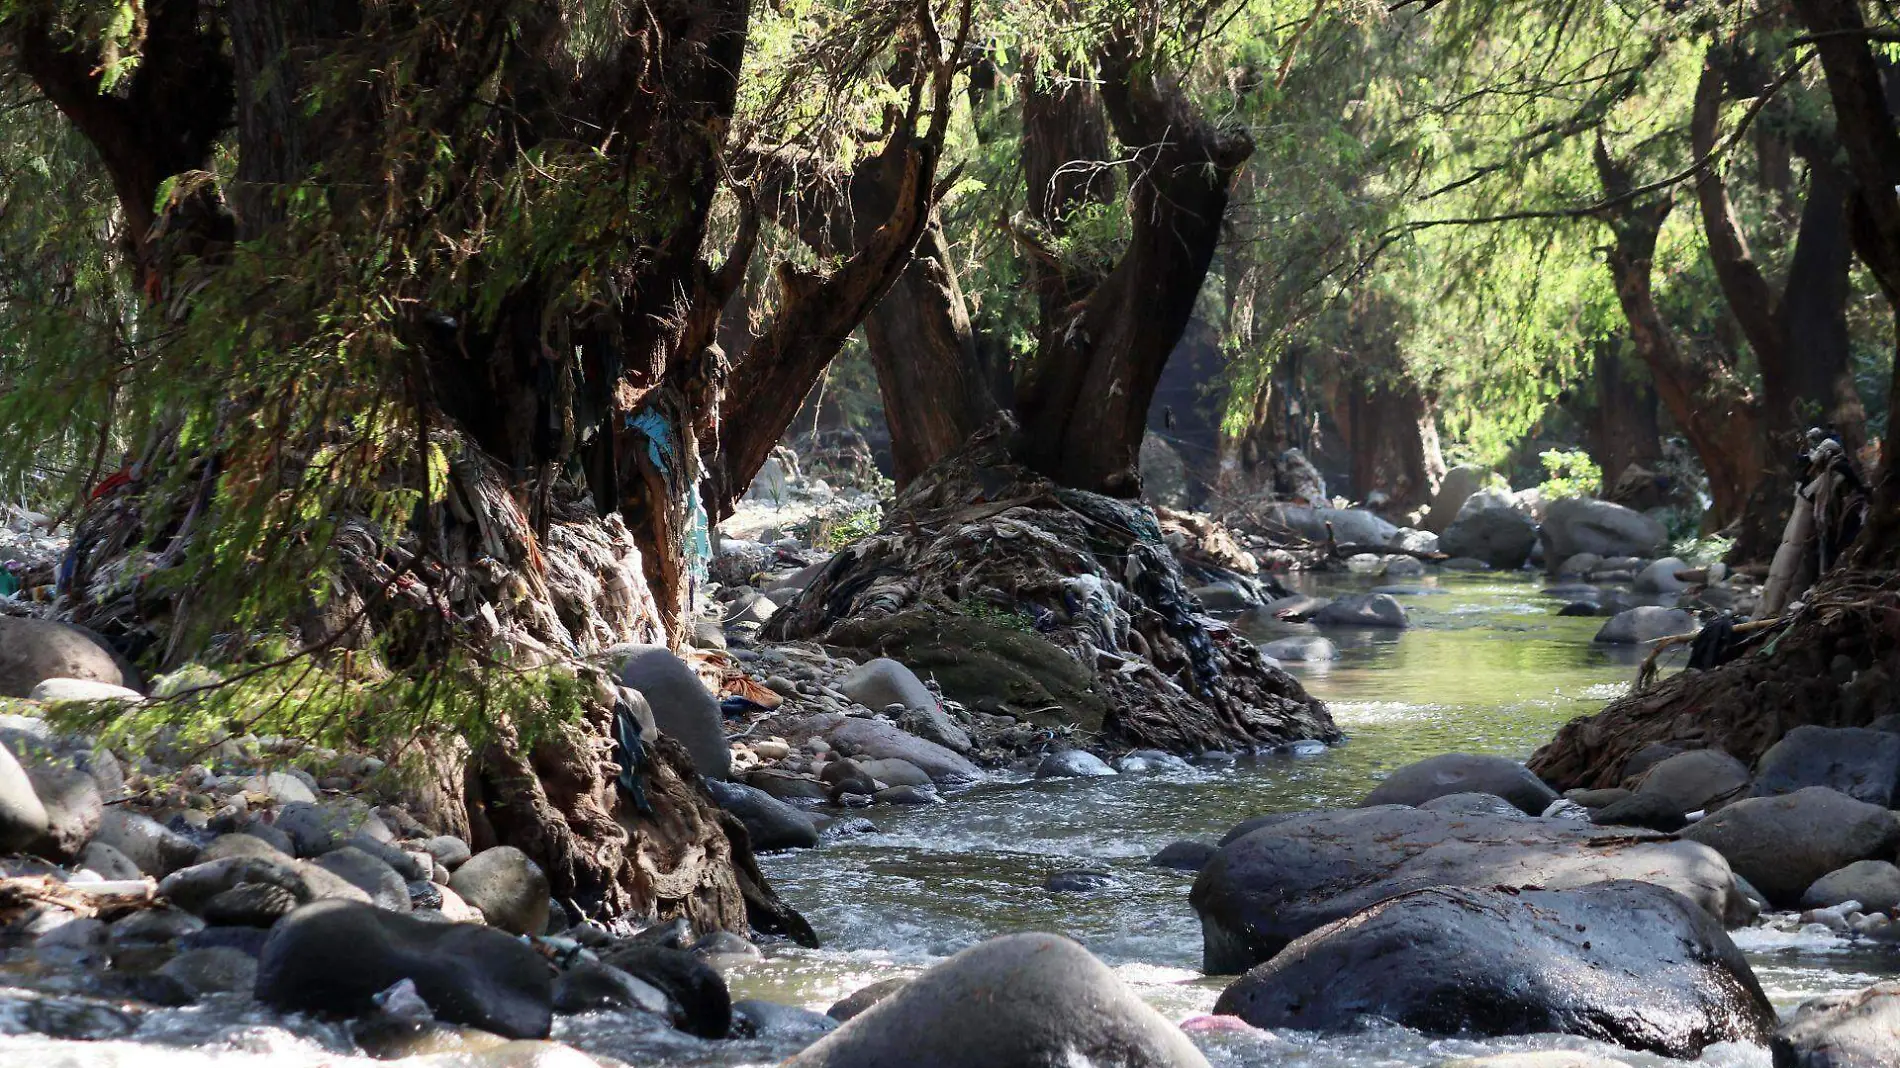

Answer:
[1536,448,1601,501]
[805,504,885,551]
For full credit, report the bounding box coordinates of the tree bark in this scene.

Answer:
[1578,341,1664,491]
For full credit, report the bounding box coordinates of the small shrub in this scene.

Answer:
[1536,449,1601,501]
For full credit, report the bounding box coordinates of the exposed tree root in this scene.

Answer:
[767,424,1337,752]
[1529,571,1900,789]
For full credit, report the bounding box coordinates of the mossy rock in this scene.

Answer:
[822,607,1108,733]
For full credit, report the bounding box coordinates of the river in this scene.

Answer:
[5,572,1894,1067]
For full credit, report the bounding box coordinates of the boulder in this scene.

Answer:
[1593,606,1696,645]
[0,739,50,853]
[599,944,731,1039]
[1419,792,1530,820]
[1774,982,1900,1068]
[1212,882,1774,1059]
[1034,750,1117,779]
[745,769,832,803]
[1590,793,1687,833]
[895,707,972,754]
[27,678,143,704]
[79,841,143,881]
[1258,636,1337,662]
[1802,861,1900,913]
[786,933,1209,1068]
[1310,593,1408,629]
[93,808,201,877]
[839,658,936,712]
[1681,787,1900,906]
[1191,806,1748,973]
[1633,556,1690,594]
[1631,749,1751,814]
[826,977,910,1022]
[1262,504,1400,547]
[22,761,102,859]
[1424,466,1491,533]
[1151,840,1220,872]
[314,846,413,911]
[1439,507,1538,571]
[731,999,841,1041]
[422,835,472,870]
[157,946,258,997]
[703,779,819,851]
[611,644,730,780]
[1620,742,1685,783]
[449,846,551,935]
[551,960,673,1018]
[158,854,373,915]
[1540,498,1668,565]
[1751,726,1900,807]
[0,617,139,697]
[825,717,980,785]
[274,801,349,857]
[855,757,931,788]
[1556,553,1604,577]
[1360,754,1558,816]
[255,900,553,1038]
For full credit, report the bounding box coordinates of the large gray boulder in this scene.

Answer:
[1802,861,1900,913]
[449,846,550,935]
[1439,507,1538,571]
[612,644,730,780]
[1634,556,1690,594]
[1423,466,1491,533]
[1774,982,1900,1068]
[825,717,980,785]
[786,933,1209,1068]
[1310,593,1408,629]
[839,658,936,712]
[255,900,553,1038]
[1682,787,1900,906]
[1212,882,1774,1059]
[1594,606,1696,645]
[1630,749,1751,814]
[1540,498,1667,565]
[1262,504,1400,547]
[1190,806,1748,973]
[704,779,819,851]
[1361,754,1558,815]
[1751,726,1900,807]
[0,617,139,697]
[0,739,49,853]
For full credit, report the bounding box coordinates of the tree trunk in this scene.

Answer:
[1579,341,1664,491]
[1010,38,1254,496]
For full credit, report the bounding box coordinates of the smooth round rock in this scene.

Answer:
[611,644,731,780]
[1773,981,1900,1068]
[0,617,139,697]
[1681,787,1900,907]
[1034,750,1117,779]
[839,658,937,713]
[1150,840,1219,872]
[449,846,551,936]
[1361,754,1558,815]
[1801,861,1900,914]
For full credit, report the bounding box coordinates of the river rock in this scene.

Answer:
[1211,882,1773,1058]
[93,808,201,877]
[1151,840,1220,871]
[732,999,841,1040]
[1311,593,1408,629]
[1424,467,1491,533]
[1634,556,1690,594]
[599,944,731,1039]
[551,960,673,1017]
[1420,792,1530,819]
[1191,582,1253,610]
[27,678,143,704]
[314,845,413,911]
[1035,750,1117,779]
[896,706,973,754]
[0,739,50,853]
[826,977,910,1022]
[1681,787,1900,906]
[157,946,258,997]
[840,658,936,712]
[703,779,819,851]
[1631,749,1751,814]
[1540,498,1668,564]
[1044,870,1114,892]
[745,768,831,802]
[1191,805,1748,973]
[1590,792,1687,833]
[79,841,143,881]
[1593,606,1696,645]
[22,761,102,859]
[1264,504,1400,547]
[1258,636,1337,662]
[274,801,351,857]
[1116,749,1194,773]
[825,717,980,784]
[422,835,472,870]
[1802,861,1900,913]
[202,831,292,863]
[611,644,730,780]
[450,846,550,935]
[1751,726,1900,807]
[0,618,139,697]
[786,933,1209,1068]
[159,853,373,914]
[256,899,553,1038]
[856,758,932,788]
[1773,981,1900,1068]
[1361,754,1558,815]
[1439,507,1538,570]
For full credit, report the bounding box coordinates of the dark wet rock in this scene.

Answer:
[421,834,472,870]
[819,817,878,842]
[1311,593,1408,629]
[314,846,413,912]
[612,644,731,780]
[1558,601,1601,617]
[693,929,762,965]
[1151,840,1219,872]
[704,779,819,851]
[1212,882,1773,1059]
[599,944,731,1039]
[1216,811,1315,846]
[1620,742,1687,784]
[1594,606,1696,645]
[93,808,201,877]
[1773,981,1900,1068]
[745,768,831,803]
[160,853,373,922]
[79,840,143,881]
[0,617,139,697]
[274,801,348,858]
[1540,498,1668,564]
[1591,793,1687,833]
[825,717,981,784]
[1682,787,1900,907]
[1192,805,1747,974]
[345,833,427,881]
[1751,726,1900,807]
[732,999,841,1040]
[1259,636,1338,662]
[181,925,272,958]
[407,880,443,910]
[237,822,296,856]
[551,960,673,1017]
[1361,754,1558,815]
[1439,507,1538,571]
[1043,870,1114,892]
[1419,792,1531,819]
[873,784,938,805]
[256,900,553,1038]
[449,846,551,935]
[35,917,110,963]
[1801,861,1900,913]
[157,946,258,997]
[827,977,910,1022]
[786,933,1209,1068]
[110,908,204,948]
[1566,787,1634,808]
[840,657,936,712]
[203,882,301,927]
[1035,750,1117,779]
[630,916,695,950]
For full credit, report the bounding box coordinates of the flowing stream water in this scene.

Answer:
[5,572,1896,1067]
